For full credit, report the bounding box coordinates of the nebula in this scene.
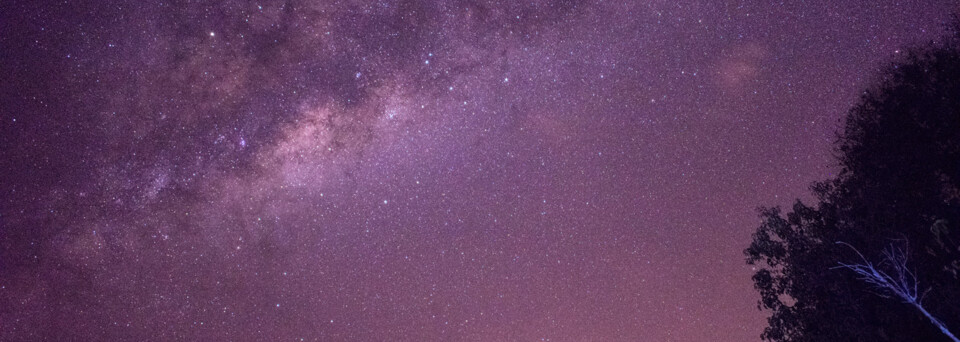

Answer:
[1,0,955,340]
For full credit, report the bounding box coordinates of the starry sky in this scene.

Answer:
[1,1,957,341]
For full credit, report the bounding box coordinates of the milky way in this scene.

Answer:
[1,1,956,341]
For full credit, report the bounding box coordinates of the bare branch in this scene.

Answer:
[835,240,959,342]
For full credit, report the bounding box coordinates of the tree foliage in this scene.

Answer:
[745,24,960,341]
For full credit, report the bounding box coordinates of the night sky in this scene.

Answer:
[1,1,957,341]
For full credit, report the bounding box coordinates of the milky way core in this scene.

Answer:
[1,1,956,341]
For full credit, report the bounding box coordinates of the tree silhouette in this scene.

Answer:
[745,22,960,341]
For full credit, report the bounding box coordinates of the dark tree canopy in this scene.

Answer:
[746,25,960,341]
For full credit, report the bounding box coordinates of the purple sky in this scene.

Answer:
[1,1,957,341]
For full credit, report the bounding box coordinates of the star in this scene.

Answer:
[2,1,953,341]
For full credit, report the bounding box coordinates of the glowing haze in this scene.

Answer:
[1,1,956,341]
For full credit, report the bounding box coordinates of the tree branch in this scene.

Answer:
[835,241,959,342]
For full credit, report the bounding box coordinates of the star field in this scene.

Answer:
[1,1,956,341]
